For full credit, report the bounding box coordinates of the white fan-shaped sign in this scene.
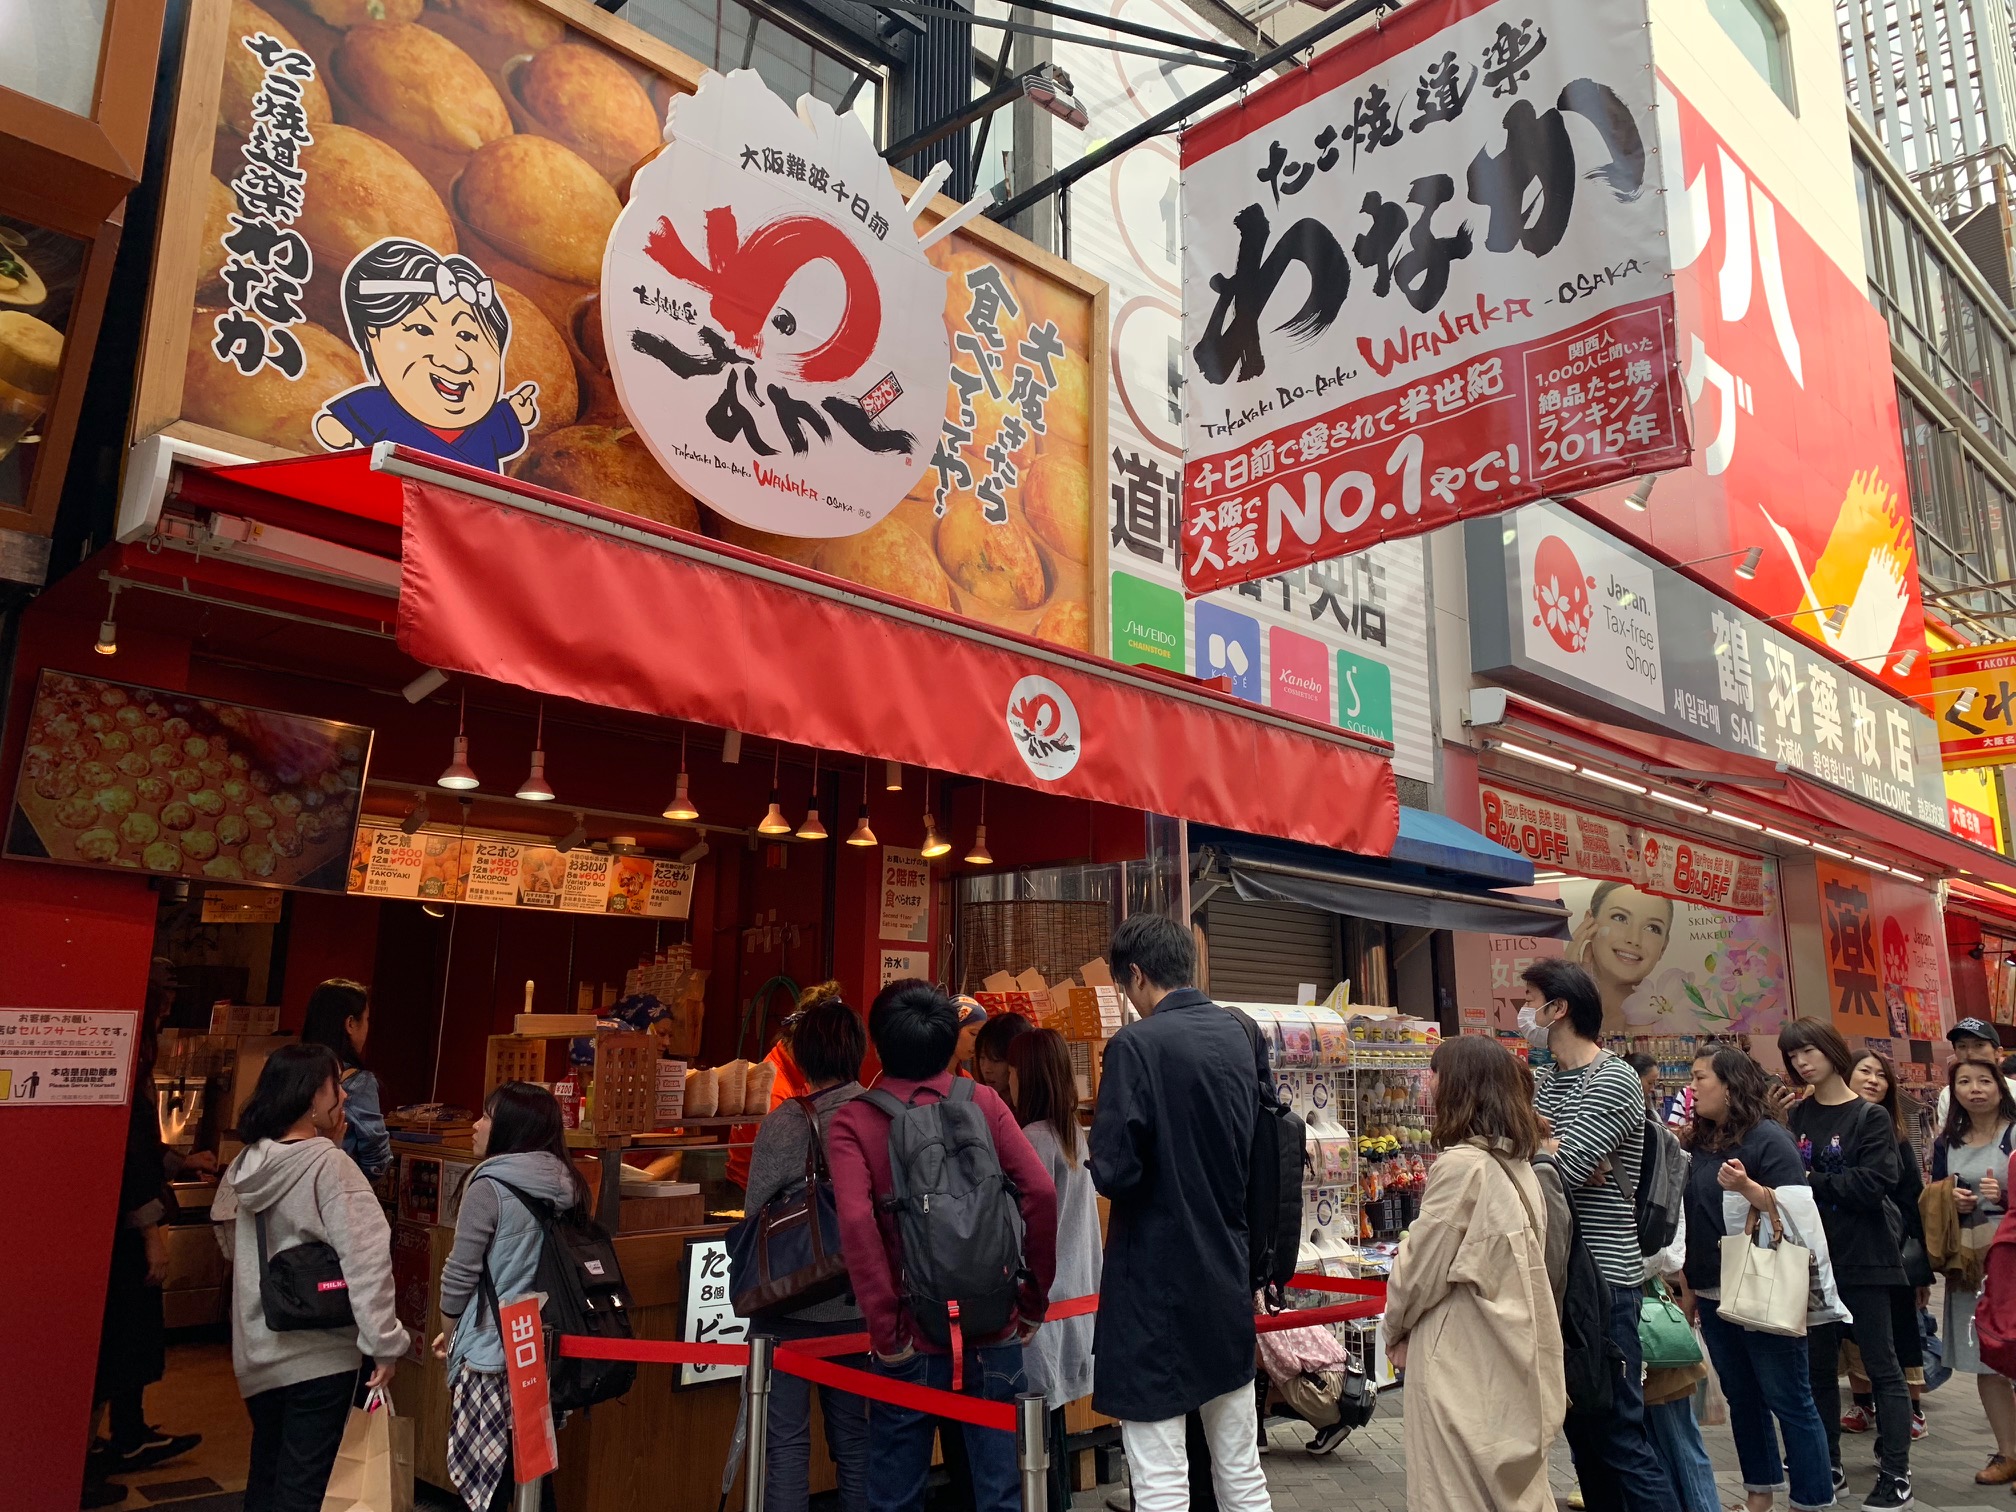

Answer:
[604,70,949,536]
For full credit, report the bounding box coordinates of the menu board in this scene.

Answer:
[348,823,693,918]
[7,670,369,892]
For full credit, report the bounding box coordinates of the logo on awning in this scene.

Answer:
[1006,676,1081,781]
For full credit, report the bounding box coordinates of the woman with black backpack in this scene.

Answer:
[432,1081,589,1512]
[1779,1019,1913,1510]
[213,1043,408,1512]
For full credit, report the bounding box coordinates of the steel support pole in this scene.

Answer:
[515,1478,541,1512]
[1016,1392,1050,1512]
[744,1336,775,1512]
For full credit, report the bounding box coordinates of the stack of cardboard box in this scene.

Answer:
[973,959,1127,1101]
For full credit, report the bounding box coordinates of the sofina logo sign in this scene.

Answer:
[1516,507,1663,713]
[1335,649,1392,743]
[1005,676,1082,780]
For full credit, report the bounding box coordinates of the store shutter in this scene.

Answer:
[1204,897,1341,1005]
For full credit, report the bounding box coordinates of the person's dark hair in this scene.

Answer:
[791,996,865,1087]
[1942,1056,2016,1147]
[1777,1018,1859,1087]
[341,239,510,377]
[1428,1036,1542,1159]
[1853,1050,1907,1141]
[974,1012,1032,1068]
[2001,1052,2016,1081]
[300,978,369,1070]
[1625,1052,1658,1078]
[1109,914,1196,992]
[239,1043,342,1144]
[1008,1029,1081,1166]
[1519,957,1603,1041]
[1684,1048,1776,1154]
[483,1081,592,1214]
[868,979,960,1080]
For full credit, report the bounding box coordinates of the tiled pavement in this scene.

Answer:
[1069,1383,2016,1512]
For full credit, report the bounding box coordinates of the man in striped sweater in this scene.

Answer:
[1523,958,1680,1512]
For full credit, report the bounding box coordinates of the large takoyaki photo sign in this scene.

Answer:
[135,0,1107,651]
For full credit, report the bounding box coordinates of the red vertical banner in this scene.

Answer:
[499,1296,558,1482]
[1815,861,1887,1041]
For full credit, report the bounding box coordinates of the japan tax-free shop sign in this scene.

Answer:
[1179,0,1689,593]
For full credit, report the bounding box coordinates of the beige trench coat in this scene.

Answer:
[1384,1139,1566,1512]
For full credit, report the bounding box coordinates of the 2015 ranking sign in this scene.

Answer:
[1178,0,1688,595]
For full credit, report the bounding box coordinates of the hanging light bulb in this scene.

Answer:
[884,761,904,791]
[663,730,700,821]
[94,583,120,656]
[847,760,878,846]
[965,783,992,865]
[919,773,950,858]
[758,747,792,834]
[439,688,480,790]
[797,752,828,840]
[516,701,555,801]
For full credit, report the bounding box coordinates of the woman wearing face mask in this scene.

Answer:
[1933,1058,2016,1485]
[213,1044,407,1512]
[431,1082,589,1511]
[1567,883,1674,1031]
[1778,1019,1912,1510]
[1842,1052,1929,1445]
[1676,1048,1829,1512]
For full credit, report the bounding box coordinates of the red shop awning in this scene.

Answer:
[180,447,1400,855]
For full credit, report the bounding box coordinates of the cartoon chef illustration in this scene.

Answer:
[314,238,538,472]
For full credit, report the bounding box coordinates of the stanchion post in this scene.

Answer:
[515,1478,540,1512]
[744,1335,774,1512]
[1016,1392,1049,1512]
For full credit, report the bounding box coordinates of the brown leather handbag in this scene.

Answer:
[726,1097,851,1318]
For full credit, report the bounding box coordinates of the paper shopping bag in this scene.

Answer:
[321,1389,414,1512]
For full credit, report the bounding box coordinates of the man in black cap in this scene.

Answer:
[1938,1018,2016,1121]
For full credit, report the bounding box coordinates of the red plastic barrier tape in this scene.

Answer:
[772,1350,1018,1433]
[1254,1300,1384,1333]
[557,1337,753,1368]
[1286,1274,1388,1297]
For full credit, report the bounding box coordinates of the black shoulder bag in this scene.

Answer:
[253,1209,356,1332]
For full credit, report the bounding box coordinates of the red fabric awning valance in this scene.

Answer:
[186,448,1400,855]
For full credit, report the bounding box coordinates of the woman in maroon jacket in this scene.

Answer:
[827,980,1056,1512]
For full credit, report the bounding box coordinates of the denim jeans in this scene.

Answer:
[1809,1282,1912,1481]
[1646,1398,1720,1512]
[758,1317,870,1512]
[1561,1282,1682,1512]
[243,1370,356,1512]
[866,1342,1025,1512]
[1698,1297,1836,1511]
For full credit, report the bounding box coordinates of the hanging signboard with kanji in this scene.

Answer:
[1178,0,1689,594]
[1931,640,2016,769]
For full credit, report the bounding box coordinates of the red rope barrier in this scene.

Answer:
[557,1337,753,1367]
[771,1349,1019,1432]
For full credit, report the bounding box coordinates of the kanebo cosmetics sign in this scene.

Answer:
[606,70,949,536]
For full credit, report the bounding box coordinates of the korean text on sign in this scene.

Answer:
[1178,0,1687,594]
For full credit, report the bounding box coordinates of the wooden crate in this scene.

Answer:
[484,1034,547,1095]
[592,1032,658,1135]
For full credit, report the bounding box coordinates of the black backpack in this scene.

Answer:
[1531,1152,1621,1420]
[863,1078,1026,1347]
[478,1178,636,1415]
[1229,1007,1307,1300]
[1635,1114,1686,1256]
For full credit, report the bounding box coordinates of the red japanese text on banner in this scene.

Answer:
[1179,0,1688,594]
[499,1296,558,1483]
[1478,781,1769,916]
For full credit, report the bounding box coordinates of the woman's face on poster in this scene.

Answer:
[1587,885,1672,990]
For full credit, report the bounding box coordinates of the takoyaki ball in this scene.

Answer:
[250,770,274,793]
[55,795,101,830]
[94,786,137,819]
[269,827,303,858]
[171,767,203,793]
[272,792,302,818]
[98,686,128,708]
[183,736,211,761]
[76,829,122,863]
[81,712,110,735]
[120,813,161,848]
[198,758,226,781]
[98,729,131,755]
[22,744,57,778]
[117,752,152,780]
[301,786,325,810]
[143,841,184,873]
[77,761,116,790]
[229,752,251,773]
[160,802,197,833]
[136,776,172,806]
[116,705,146,730]
[221,778,252,805]
[162,717,191,741]
[189,788,226,818]
[180,830,220,862]
[35,768,80,802]
[202,857,245,881]
[147,742,180,770]
[44,713,80,742]
[240,844,277,878]
[244,805,274,832]
[297,811,329,843]
[216,814,250,847]
[318,770,349,796]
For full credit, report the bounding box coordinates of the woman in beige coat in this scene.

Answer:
[1385,1036,1565,1512]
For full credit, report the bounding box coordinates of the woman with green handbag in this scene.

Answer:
[1642,1214,1715,1512]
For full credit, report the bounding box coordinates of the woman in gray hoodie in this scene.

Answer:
[213,1043,408,1512]
[433,1081,590,1512]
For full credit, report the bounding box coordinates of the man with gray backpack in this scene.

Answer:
[828,979,1058,1512]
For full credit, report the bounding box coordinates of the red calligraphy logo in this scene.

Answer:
[644,207,881,383]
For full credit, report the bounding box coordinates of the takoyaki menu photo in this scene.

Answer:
[6,670,372,892]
